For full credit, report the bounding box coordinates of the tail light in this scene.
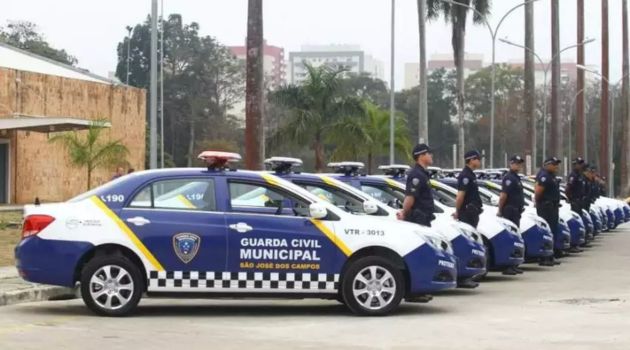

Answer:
[22,215,55,239]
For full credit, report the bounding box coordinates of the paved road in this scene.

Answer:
[1,229,630,350]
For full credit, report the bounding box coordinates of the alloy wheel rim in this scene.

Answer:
[352,265,396,310]
[89,265,134,310]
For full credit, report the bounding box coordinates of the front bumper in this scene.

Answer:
[404,244,458,294]
[522,225,554,259]
[450,235,486,280]
[15,236,93,287]
[489,229,525,269]
[614,208,624,227]
[567,219,586,246]
[554,223,571,250]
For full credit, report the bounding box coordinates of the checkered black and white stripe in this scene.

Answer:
[148,271,339,293]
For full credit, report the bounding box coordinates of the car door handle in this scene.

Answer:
[126,216,151,226]
[229,222,253,233]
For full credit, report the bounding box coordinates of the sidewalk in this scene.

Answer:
[0,266,76,307]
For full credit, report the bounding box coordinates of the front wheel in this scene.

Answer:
[80,254,144,317]
[341,256,404,316]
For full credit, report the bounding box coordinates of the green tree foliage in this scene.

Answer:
[115,14,244,167]
[328,102,411,173]
[0,21,78,65]
[49,120,129,190]
[269,64,364,172]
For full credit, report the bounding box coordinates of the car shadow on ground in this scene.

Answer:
[18,300,451,318]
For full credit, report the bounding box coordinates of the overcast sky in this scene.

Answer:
[2,0,627,89]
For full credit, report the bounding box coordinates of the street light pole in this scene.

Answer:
[500,38,595,163]
[126,26,132,85]
[390,0,396,164]
[438,0,539,169]
[567,88,585,163]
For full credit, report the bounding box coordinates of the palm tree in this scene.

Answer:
[245,0,264,169]
[426,0,491,166]
[328,102,412,173]
[49,120,129,190]
[270,64,363,172]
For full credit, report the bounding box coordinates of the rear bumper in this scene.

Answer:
[14,236,92,287]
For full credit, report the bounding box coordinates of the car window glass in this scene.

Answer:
[432,188,456,207]
[129,179,216,211]
[229,181,310,217]
[360,184,402,209]
[299,183,365,214]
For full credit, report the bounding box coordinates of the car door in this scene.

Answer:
[119,177,227,279]
[224,178,344,293]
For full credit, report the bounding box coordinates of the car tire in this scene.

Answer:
[341,256,404,316]
[80,254,144,317]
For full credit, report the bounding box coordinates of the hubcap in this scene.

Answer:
[89,265,134,310]
[352,265,396,310]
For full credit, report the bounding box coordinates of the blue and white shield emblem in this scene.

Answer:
[173,233,201,264]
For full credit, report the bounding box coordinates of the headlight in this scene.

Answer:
[419,233,452,254]
[460,226,482,244]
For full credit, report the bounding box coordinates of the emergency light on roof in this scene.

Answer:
[264,156,303,174]
[378,164,409,177]
[328,161,365,176]
[198,151,241,170]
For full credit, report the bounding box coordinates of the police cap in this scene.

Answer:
[464,150,482,161]
[412,143,432,158]
[509,155,524,164]
[543,157,561,166]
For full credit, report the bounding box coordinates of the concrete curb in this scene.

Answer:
[0,283,76,307]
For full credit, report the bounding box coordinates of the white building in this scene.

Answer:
[288,44,385,84]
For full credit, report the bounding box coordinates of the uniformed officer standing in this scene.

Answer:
[565,157,587,252]
[535,157,562,265]
[498,155,525,227]
[398,144,435,227]
[454,150,483,228]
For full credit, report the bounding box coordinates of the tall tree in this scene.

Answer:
[524,0,536,173]
[0,20,77,65]
[427,0,491,167]
[245,0,264,170]
[622,0,630,195]
[417,0,429,144]
[269,64,363,172]
[576,0,586,158]
[601,0,610,189]
[49,120,129,190]
[550,0,561,160]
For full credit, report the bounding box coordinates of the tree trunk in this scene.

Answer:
[622,0,629,195]
[314,132,324,173]
[187,114,195,167]
[601,0,610,190]
[87,167,92,191]
[576,0,586,158]
[452,12,466,168]
[524,0,536,174]
[245,0,264,170]
[368,152,373,175]
[417,0,428,144]
[550,0,562,160]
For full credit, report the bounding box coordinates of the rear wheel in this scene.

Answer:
[80,254,144,316]
[341,256,404,316]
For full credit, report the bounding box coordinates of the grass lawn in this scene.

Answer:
[0,211,22,267]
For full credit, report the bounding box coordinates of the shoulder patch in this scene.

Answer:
[412,178,420,186]
[463,178,469,185]
[506,179,511,186]
[541,177,546,182]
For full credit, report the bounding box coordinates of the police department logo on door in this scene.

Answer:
[173,233,201,263]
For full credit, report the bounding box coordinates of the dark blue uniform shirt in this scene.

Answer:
[457,166,482,208]
[501,170,525,209]
[405,164,435,215]
[566,170,586,202]
[535,169,560,204]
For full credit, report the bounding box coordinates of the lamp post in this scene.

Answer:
[499,38,595,165]
[577,64,630,197]
[125,26,133,85]
[389,0,395,165]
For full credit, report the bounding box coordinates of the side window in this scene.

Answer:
[228,181,310,217]
[432,188,456,207]
[360,184,403,209]
[128,179,216,211]
[299,183,365,214]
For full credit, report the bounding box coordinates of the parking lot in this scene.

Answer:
[0,229,627,349]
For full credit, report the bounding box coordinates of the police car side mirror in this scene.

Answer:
[309,203,328,219]
[491,197,499,206]
[363,201,379,215]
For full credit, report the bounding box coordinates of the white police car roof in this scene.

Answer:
[264,156,303,166]
[328,161,365,168]
[428,166,443,171]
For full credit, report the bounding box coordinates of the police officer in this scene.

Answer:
[565,157,587,252]
[535,157,562,265]
[454,150,483,228]
[398,143,435,227]
[498,155,525,227]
